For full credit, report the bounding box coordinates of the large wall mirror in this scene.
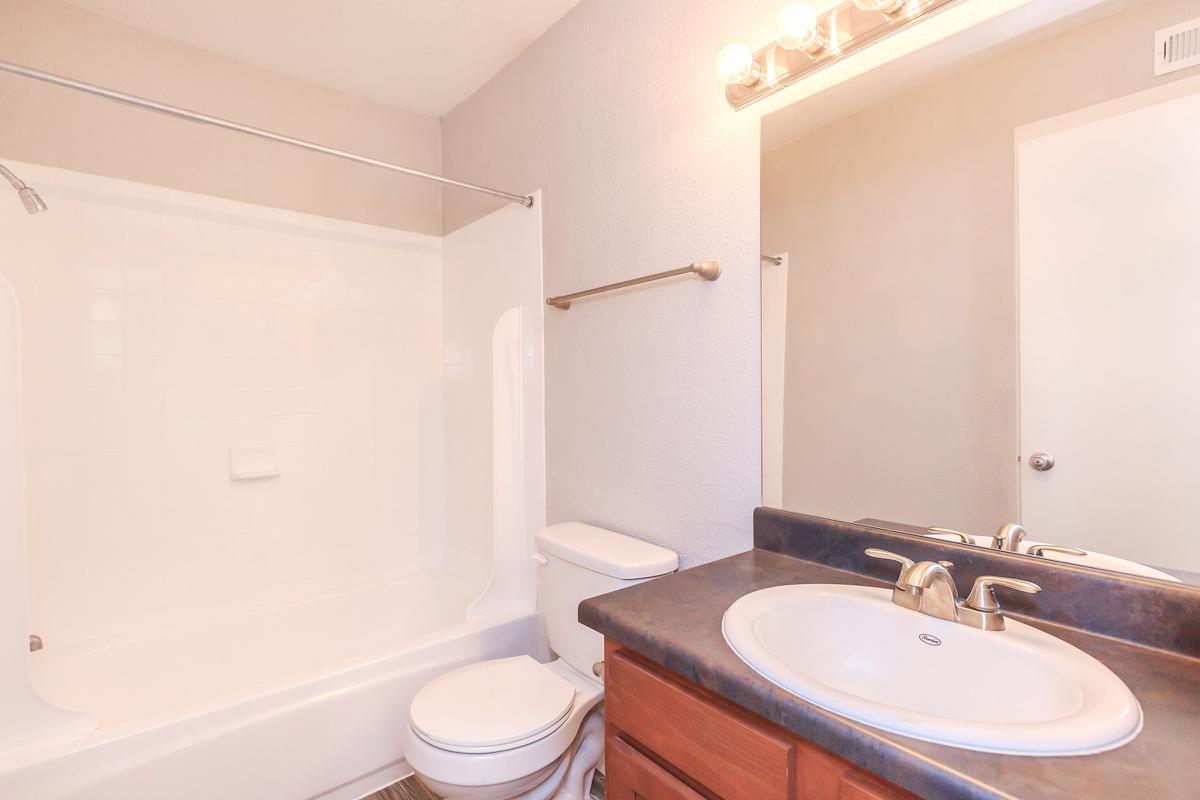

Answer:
[760,0,1200,585]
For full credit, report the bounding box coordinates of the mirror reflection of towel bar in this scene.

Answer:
[546,260,719,310]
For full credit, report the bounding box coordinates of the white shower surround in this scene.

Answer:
[9,163,452,644]
[0,161,546,799]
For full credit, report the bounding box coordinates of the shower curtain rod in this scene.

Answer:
[0,60,535,208]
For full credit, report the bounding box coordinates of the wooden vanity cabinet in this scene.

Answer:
[603,641,918,800]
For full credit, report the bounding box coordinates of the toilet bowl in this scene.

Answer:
[403,523,678,800]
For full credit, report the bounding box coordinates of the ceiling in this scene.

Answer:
[61,0,581,117]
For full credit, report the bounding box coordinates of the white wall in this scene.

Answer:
[441,0,775,567]
[1,161,445,647]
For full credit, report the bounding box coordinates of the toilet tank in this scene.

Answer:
[535,523,678,679]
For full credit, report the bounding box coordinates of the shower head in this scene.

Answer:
[0,162,47,214]
[17,186,47,214]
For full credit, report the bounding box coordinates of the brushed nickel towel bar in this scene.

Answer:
[761,254,783,265]
[546,261,720,310]
[0,59,534,208]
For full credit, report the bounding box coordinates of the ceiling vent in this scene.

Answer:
[1155,17,1200,77]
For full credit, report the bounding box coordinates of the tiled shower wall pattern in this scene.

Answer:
[1,162,445,647]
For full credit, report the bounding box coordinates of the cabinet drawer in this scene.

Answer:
[606,736,708,800]
[606,648,794,800]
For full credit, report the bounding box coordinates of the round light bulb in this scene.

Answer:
[715,42,759,86]
[777,3,826,55]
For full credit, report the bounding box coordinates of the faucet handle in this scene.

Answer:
[865,548,916,587]
[965,576,1041,613]
[1027,544,1087,558]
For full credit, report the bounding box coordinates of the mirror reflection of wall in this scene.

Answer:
[760,0,1200,585]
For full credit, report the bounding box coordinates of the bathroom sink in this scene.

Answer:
[921,532,1180,583]
[722,584,1142,755]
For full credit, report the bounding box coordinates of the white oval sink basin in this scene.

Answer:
[723,584,1142,756]
[922,532,1180,583]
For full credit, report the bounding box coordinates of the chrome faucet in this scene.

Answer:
[866,548,1041,631]
[905,560,961,621]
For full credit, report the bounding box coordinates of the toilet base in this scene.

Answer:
[415,757,563,800]
[414,710,605,800]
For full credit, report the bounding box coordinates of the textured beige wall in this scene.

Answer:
[0,0,442,234]
[440,0,777,567]
[762,0,1200,533]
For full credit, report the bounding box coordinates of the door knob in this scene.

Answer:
[1028,451,1055,471]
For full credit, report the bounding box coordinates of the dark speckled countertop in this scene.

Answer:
[580,548,1200,800]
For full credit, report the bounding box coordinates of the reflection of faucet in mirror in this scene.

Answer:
[993,522,1028,552]
[1028,543,1087,558]
[927,522,1085,558]
[911,519,1180,583]
[927,526,974,544]
[989,523,1090,557]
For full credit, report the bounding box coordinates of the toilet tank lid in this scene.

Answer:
[536,522,679,579]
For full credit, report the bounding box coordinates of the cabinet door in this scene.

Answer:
[797,742,917,800]
[606,737,708,800]
[606,647,793,800]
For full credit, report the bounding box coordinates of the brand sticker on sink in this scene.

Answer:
[919,633,943,647]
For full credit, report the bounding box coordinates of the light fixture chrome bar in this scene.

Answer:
[761,254,783,265]
[547,261,720,310]
[725,0,962,110]
[0,60,534,208]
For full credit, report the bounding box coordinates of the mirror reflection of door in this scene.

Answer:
[1017,81,1200,579]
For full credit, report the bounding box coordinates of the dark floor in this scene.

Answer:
[363,776,438,800]
[367,772,605,800]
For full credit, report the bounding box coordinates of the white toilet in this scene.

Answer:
[402,522,678,800]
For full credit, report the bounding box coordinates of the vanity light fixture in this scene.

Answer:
[719,0,959,109]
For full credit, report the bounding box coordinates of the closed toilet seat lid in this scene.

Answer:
[410,656,578,754]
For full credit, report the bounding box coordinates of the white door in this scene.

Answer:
[1017,80,1200,573]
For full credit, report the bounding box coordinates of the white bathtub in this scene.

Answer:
[0,577,537,800]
